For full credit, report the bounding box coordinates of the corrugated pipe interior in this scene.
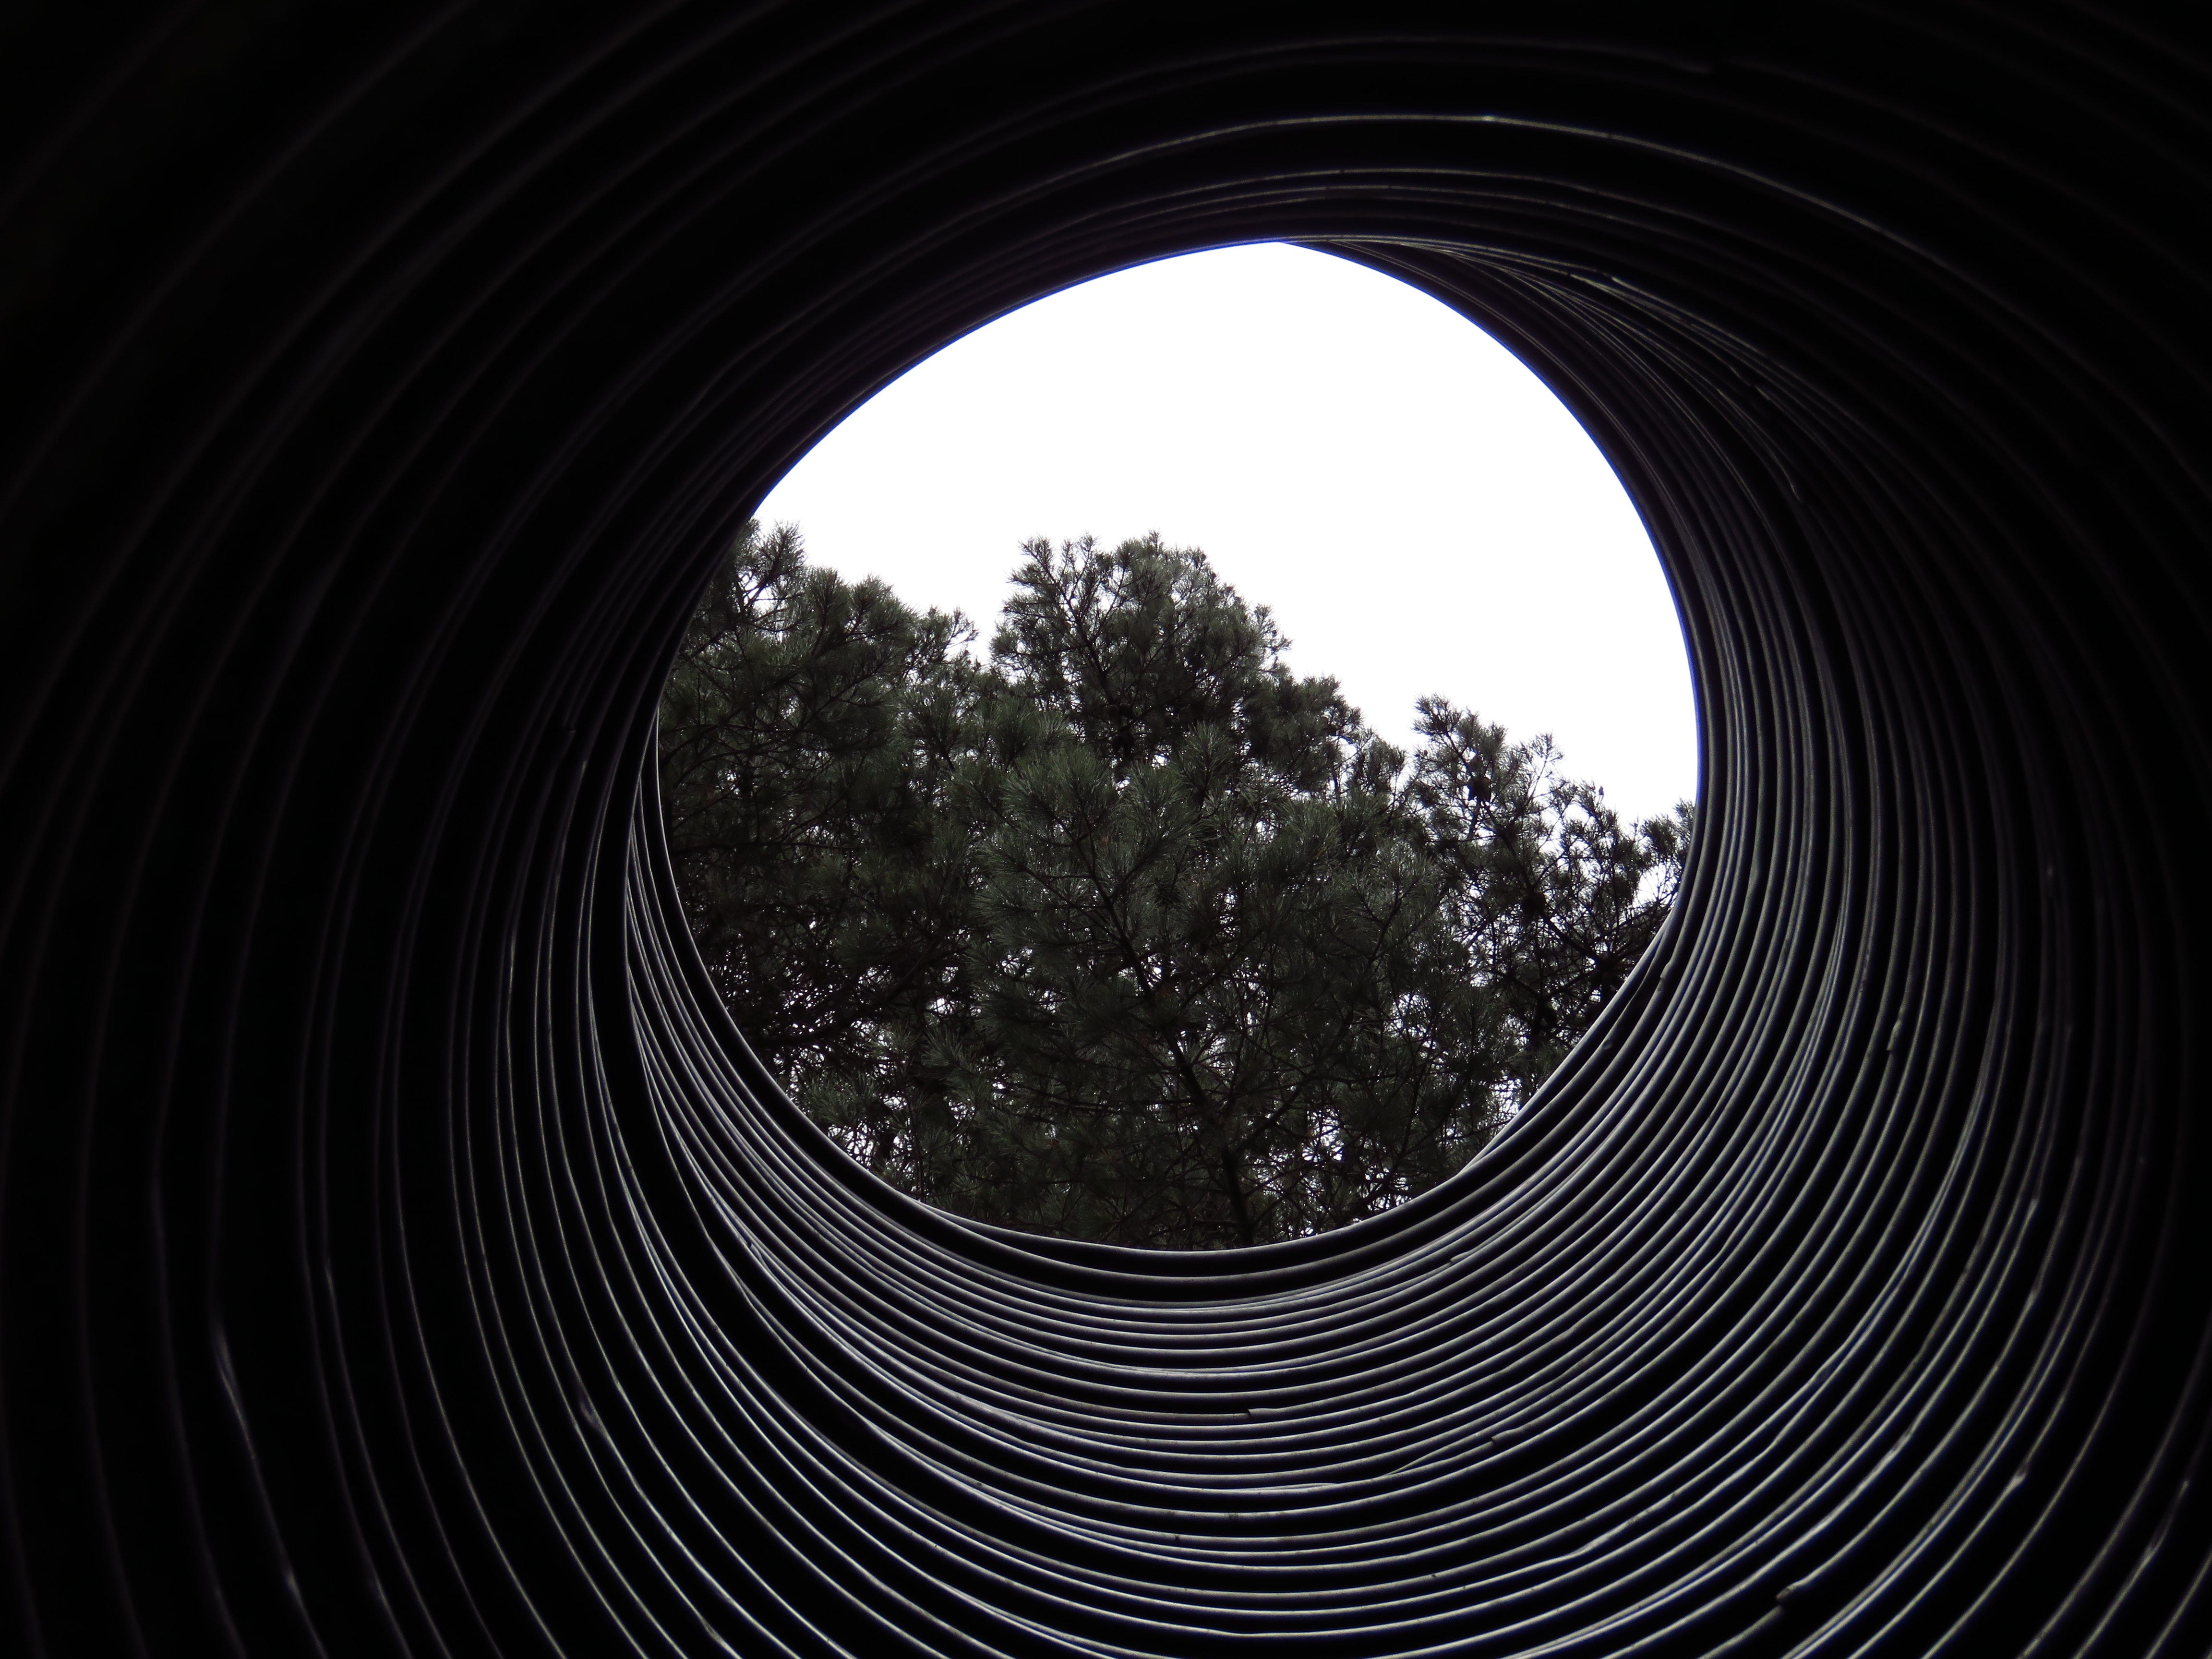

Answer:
[4,4,2210,1654]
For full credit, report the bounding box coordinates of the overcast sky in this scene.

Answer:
[754,241,1699,825]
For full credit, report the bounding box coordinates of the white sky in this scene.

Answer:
[755,242,1699,825]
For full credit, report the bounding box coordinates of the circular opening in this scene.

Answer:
[658,244,1698,1248]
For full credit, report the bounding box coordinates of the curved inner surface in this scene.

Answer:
[2,5,2209,1656]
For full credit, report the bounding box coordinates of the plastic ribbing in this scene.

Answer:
[3,4,2210,1655]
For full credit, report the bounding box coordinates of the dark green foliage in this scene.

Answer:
[660,523,1688,1249]
[654,523,985,1138]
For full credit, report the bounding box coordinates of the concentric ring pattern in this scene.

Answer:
[4,3,2211,1654]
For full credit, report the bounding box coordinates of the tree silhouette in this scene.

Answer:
[661,524,1688,1247]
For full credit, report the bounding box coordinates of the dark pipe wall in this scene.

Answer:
[3,4,2209,1654]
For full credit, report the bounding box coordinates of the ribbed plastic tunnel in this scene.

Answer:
[4,4,2210,1655]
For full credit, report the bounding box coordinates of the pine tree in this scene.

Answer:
[659,524,1688,1247]
[655,522,989,1195]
